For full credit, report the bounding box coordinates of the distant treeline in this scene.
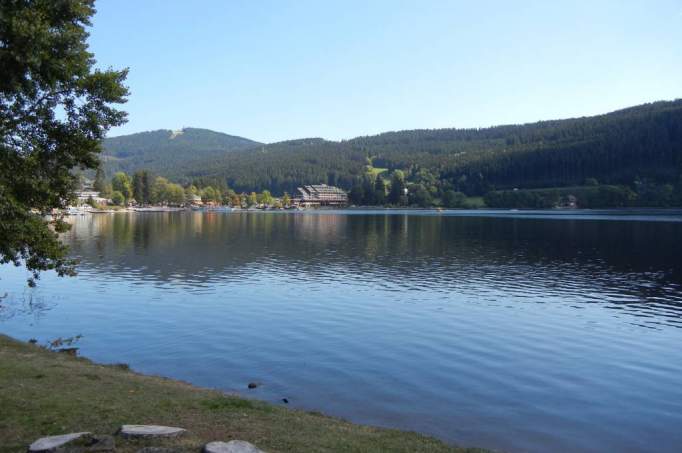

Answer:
[89,168,292,208]
[484,183,682,209]
[103,100,682,208]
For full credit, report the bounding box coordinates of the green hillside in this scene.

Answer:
[102,100,682,207]
[102,127,262,176]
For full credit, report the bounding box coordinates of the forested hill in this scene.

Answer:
[104,100,682,205]
[102,128,262,176]
[349,100,682,194]
[165,100,682,197]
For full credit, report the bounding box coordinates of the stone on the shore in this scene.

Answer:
[203,441,265,453]
[136,448,183,453]
[118,424,186,438]
[28,432,91,452]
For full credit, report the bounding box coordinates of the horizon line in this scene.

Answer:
[105,97,681,144]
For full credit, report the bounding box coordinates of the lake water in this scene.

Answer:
[2,210,682,452]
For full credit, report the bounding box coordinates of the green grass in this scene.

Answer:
[365,165,389,177]
[0,335,486,453]
[463,196,486,209]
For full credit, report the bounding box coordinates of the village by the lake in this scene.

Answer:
[68,174,349,214]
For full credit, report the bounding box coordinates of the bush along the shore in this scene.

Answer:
[483,184,642,209]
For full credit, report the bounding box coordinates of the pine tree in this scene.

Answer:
[374,177,387,204]
[132,171,146,205]
[388,170,407,205]
[94,167,106,193]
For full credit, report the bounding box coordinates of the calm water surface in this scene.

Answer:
[2,210,682,452]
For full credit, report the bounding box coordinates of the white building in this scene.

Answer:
[75,190,108,205]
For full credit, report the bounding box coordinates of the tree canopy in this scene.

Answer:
[0,0,128,284]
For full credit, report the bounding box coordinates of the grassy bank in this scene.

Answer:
[0,335,486,452]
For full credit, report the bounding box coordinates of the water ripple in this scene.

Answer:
[1,211,682,452]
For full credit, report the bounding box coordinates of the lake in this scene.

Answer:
[2,210,682,452]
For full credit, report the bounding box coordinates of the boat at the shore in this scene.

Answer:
[66,207,85,215]
[132,207,186,212]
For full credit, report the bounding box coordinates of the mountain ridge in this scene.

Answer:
[102,100,682,203]
[102,127,262,176]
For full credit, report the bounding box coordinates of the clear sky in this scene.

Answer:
[90,0,681,143]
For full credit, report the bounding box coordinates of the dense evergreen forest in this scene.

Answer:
[103,128,261,175]
[102,100,682,207]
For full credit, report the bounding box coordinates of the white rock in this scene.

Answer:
[29,432,91,452]
[118,424,186,438]
[203,440,266,453]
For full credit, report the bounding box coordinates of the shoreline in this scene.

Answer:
[61,205,682,214]
[0,334,487,452]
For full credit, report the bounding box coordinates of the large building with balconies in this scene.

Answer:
[294,184,348,206]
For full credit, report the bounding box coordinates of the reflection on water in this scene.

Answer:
[2,210,682,453]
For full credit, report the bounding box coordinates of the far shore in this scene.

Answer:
[59,205,682,215]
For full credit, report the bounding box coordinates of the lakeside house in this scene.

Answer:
[189,194,203,206]
[294,184,348,207]
[74,190,108,206]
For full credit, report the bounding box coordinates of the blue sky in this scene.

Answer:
[90,0,681,143]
